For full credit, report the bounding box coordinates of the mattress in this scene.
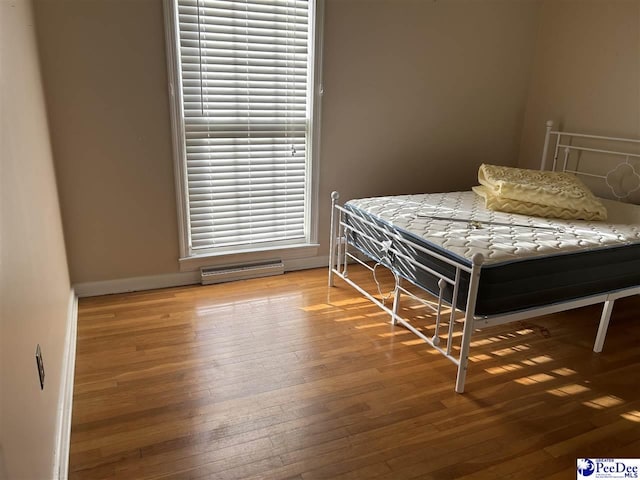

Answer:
[344,191,640,316]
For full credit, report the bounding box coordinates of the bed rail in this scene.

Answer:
[329,189,640,393]
[330,120,640,393]
[329,192,484,393]
[541,120,640,200]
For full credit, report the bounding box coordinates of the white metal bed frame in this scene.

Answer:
[328,120,640,393]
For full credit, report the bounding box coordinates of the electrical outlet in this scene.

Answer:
[35,344,45,390]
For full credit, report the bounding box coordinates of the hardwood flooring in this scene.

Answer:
[70,266,640,479]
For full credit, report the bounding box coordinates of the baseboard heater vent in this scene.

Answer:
[200,260,284,285]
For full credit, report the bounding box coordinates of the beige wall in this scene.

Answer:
[0,1,72,478]
[518,0,640,171]
[34,0,180,284]
[318,0,540,250]
[35,0,540,284]
[320,0,540,198]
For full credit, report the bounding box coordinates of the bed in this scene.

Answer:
[328,121,640,393]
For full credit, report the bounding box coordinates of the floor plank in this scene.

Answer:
[70,267,640,479]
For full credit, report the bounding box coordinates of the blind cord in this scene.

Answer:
[244,0,253,241]
[196,0,204,116]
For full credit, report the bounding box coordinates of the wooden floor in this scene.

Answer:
[70,267,640,480]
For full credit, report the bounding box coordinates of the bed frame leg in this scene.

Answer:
[391,277,402,325]
[455,253,484,394]
[328,191,340,287]
[594,299,615,353]
[455,311,475,394]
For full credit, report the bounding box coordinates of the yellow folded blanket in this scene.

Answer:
[472,185,606,221]
[475,164,607,221]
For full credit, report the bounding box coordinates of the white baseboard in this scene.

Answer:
[73,256,330,298]
[53,289,78,480]
[74,271,200,298]
[284,255,329,272]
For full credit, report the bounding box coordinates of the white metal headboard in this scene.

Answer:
[541,120,640,201]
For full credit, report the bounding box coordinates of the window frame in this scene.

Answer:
[163,0,324,268]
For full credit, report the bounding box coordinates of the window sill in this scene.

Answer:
[179,243,320,272]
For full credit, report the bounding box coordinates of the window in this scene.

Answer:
[165,0,322,260]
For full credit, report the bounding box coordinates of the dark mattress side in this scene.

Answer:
[344,203,640,317]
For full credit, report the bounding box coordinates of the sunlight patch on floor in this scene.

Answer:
[515,328,535,335]
[583,395,624,410]
[621,410,640,422]
[470,338,496,347]
[333,315,367,323]
[469,353,492,363]
[491,344,531,357]
[365,311,389,319]
[330,297,371,307]
[377,330,411,338]
[303,303,333,312]
[515,373,555,385]
[354,322,389,330]
[522,355,554,365]
[547,383,590,397]
[485,363,524,375]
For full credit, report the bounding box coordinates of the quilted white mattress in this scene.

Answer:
[346,191,640,267]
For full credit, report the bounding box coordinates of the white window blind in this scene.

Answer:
[176,0,313,251]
